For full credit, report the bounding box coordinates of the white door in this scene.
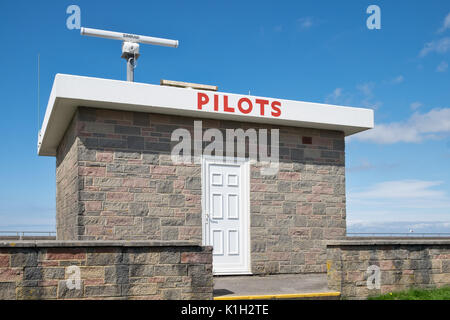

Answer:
[202,158,251,275]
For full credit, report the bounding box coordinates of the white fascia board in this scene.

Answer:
[38,74,374,156]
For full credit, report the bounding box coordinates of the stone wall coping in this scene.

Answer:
[327,239,450,246]
[0,240,204,248]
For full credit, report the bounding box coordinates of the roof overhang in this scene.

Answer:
[38,74,374,156]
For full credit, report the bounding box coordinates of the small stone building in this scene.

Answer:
[38,74,373,276]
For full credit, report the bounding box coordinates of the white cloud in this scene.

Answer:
[356,82,374,96]
[332,87,342,97]
[410,101,423,110]
[438,12,450,33]
[325,87,354,106]
[347,220,450,233]
[351,180,446,200]
[356,82,382,109]
[325,88,342,102]
[347,160,374,172]
[325,82,382,109]
[437,61,448,72]
[389,75,404,84]
[419,37,450,57]
[347,160,397,173]
[350,108,450,144]
[347,180,450,223]
[297,17,315,30]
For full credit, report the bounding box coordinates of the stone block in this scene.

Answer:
[24,267,44,281]
[168,194,185,207]
[129,265,154,277]
[10,250,38,267]
[160,251,181,264]
[264,261,280,274]
[185,177,201,190]
[181,252,211,264]
[115,125,140,136]
[0,282,16,299]
[122,283,157,296]
[251,241,266,253]
[98,138,127,149]
[442,260,450,273]
[156,181,174,193]
[127,136,144,150]
[17,286,57,300]
[185,212,201,226]
[105,265,129,284]
[161,288,182,300]
[57,279,84,299]
[129,202,149,216]
[79,266,105,279]
[189,268,213,288]
[46,248,86,261]
[85,284,121,297]
[312,203,326,215]
[142,153,159,164]
[251,215,265,227]
[86,251,124,266]
[154,265,187,276]
[126,250,159,265]
[162,227,179,240]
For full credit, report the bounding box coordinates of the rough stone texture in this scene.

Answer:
[56,118,79,241]
[0,242,212,300]
[56,107,346,275]
[326,240,450,299]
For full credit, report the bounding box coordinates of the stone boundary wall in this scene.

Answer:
[327,239,450,299]
[0,240,212,300]
[0,237,56,240]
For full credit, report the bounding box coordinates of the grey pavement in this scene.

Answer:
[213,273,330,298]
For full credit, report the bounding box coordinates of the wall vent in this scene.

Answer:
[302,136,313,144]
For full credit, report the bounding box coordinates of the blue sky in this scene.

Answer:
[0,1,449,233]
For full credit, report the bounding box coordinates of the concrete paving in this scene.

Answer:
[213,273,330,298]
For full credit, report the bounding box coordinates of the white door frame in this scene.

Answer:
[201,156,251,275]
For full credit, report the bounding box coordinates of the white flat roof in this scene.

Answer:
[38,74,374,156]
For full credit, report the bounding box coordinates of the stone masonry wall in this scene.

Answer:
[56,118,79,240]
[56,106,346,274]
[0,241,213,300]
[327,239,450,299]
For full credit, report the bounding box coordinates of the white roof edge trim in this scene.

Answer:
[38,74,374,156]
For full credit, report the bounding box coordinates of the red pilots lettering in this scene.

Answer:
[197,92,281,117]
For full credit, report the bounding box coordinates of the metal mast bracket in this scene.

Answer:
[121,41,140,82]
